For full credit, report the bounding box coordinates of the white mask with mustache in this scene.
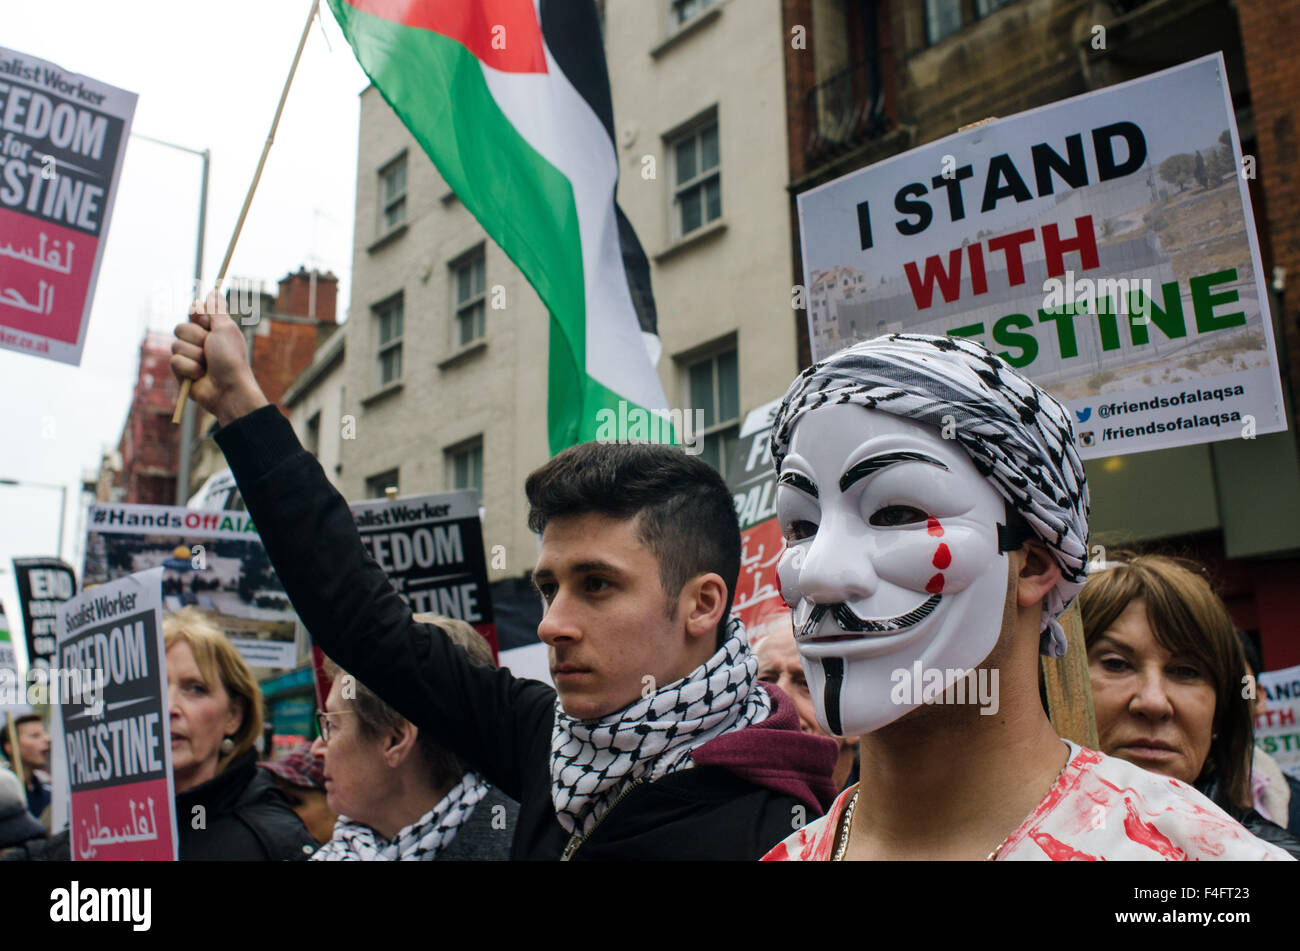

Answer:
[775,403,1012,736]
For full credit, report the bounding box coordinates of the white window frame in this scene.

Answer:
[451,246,487,348]
[378,152,407,234]
[667,112,721,240]
[680,344,740,478]
[445,437,484,499]
[374,293,404,387]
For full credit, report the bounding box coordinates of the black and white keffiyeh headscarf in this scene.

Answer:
[310,771,489,861]
[770,333,1090,657]
[550,617,771,836]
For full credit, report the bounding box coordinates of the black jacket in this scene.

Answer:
[1,752,316,861]
[176,751,318,861]
[215,406,837,860]
[1196,773,1300,860]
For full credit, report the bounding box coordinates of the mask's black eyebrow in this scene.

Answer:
[778,471,818,499]
[839,451,949,493]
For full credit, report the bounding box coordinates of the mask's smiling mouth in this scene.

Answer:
[796,594,942,642]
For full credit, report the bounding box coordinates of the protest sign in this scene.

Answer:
[350,491,498,658]
[0,602,14,673]
[12,556,77,671]
[0,600,31,719]
[1256,664,1300,781]
[798,54,1285,459]
[83,503,298,669]
[726,399,793,645]
[0,602,25,757]
[57,566,178,860]
[0,47,136,365]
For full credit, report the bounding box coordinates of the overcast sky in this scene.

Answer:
[0,0,368,660]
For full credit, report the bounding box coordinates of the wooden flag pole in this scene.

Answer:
[172,0,321,424]
[1041,602,1099,748]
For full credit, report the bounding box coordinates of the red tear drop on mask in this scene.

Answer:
[932,543,951,569]
[926,573,945,594]
[927,518,943,537]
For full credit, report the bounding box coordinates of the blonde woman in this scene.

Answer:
[165,607,317,860]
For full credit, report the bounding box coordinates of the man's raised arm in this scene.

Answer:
[169,296,550,798]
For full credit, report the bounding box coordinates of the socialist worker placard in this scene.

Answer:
[0,47,137,365]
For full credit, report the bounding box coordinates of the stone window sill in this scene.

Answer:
[437,338,488,370]
[360,380,404,407]
[367,222,408,254]
[653,218,727,263]
[650,4,723,59]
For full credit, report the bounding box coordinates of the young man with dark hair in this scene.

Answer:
[170,297,837,859]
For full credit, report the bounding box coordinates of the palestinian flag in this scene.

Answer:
[327,0,669,454]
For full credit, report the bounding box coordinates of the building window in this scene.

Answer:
[365,468,399,499]
[375,293,404,386]
[684,347,739,477]
[670,118,721,238]
[379,152,407,234]
[446,438,484,500]
[305,411,321,458]
[928,0,1019,45]
[452,248,487,347]
[925,0,963,44]
[671,0,714,28]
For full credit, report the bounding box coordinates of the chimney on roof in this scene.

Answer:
[277,267,338,323]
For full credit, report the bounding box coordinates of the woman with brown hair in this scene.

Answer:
[1080,554,1300,858]
[4,608,318,862]
[164,607,317,860]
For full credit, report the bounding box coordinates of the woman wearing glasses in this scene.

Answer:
[1080,554,1300,858]
[310,615,518,861]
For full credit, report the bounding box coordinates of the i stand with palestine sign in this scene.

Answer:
[798,54,1286,458]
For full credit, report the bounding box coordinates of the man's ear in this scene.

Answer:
[1016,539,1062,609]
[383,721,420,768]
[681,573,728,643]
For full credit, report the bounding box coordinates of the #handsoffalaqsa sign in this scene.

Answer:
[0,47,137,365]
[798,53,1285,459]
[83,503,299,669]
[57,566,178,861]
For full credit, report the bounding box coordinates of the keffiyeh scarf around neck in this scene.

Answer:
[550,618,772,837]
[311,771,489,861]
[770,332,1090,658]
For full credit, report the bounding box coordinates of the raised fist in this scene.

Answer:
[170,290,269,426]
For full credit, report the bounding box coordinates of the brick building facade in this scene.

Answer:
[113,332,181,505]
[183,267,340,501]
